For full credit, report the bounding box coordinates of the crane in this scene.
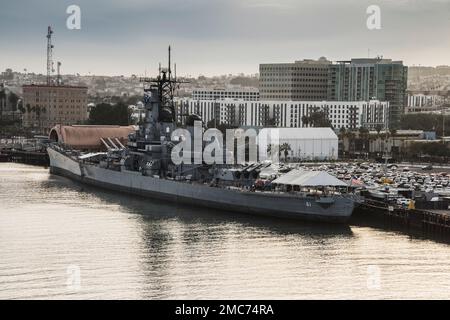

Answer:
[46,26,54,85]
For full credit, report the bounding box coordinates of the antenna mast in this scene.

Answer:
[168,45,172,81]
[46,26,54,85]
[139,45,188,123]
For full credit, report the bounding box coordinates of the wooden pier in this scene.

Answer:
[0,153,10,162]
[353,198,450,237]
[0,149,49,166]
[420,210,450,234]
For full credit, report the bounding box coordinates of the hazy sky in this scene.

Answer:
[1,0,449,77]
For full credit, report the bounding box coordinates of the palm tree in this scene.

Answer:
[374,124,383,155]
[279,143,292,161]
[349,130,359,156]
[301,115,309,127]
[338,127,347,140]
[390,128,398,157]
[375,124,383,136]
[358,126,370,155]
[338,127,347,158]
[33,106,42,132]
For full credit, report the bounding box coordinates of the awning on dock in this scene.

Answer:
[272,169,347,187]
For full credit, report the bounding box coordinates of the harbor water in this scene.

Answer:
[1,163,450,299]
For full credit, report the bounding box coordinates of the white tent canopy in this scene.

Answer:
[277,128,338,161]
[272,169,347,187]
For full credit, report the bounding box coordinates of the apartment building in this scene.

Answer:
[175,98,389,130]
[327,58,407,128]
[22,84,88,133]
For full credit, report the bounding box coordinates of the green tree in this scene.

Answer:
[374,124,383,153]
[229,76,258,87]
[302,107,332,128]
[88,102,131,125]
[265,117,276,127]
[375,124,383,136]
[301,115,309,127]
[8,92,19,111]
[279,143,291,160]
[390,128,398,155]
[17,100,25,114]
[347,130,356,155]
[338,127,347,140]
[408,142,450,158]
[400,113,450,137]
[358,126,370,153]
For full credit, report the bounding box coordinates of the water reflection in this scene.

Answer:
[42,173,356,299]
[2,164,450,299]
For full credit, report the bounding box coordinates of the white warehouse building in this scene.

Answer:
[277,127,338,161]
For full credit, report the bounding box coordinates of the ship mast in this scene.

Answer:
[140,45,185,123]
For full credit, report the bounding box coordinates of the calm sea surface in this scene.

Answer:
[1,163,450,299]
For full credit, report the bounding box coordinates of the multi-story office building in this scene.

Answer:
[259,58,330,101]
[327,58,407,128]
[175,98,389,130]
[22,84,88,133]
[259,57,406,128]
[192,88,259,101]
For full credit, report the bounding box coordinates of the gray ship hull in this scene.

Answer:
[48,147,355,223]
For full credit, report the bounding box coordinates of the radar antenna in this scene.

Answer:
[140,46,188,123]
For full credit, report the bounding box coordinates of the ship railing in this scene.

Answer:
[49,143,83,160]
[270,184,356,194]
[249,188,356,199]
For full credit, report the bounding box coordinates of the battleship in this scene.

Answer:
[47,48,359,223]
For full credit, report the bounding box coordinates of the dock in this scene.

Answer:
[420,210,450,234]
[353,198,450,237]
[0,136,50,166]
[0,149,49,166]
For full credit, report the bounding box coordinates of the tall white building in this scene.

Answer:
[175,99,389,130]
[192,88,259,101]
